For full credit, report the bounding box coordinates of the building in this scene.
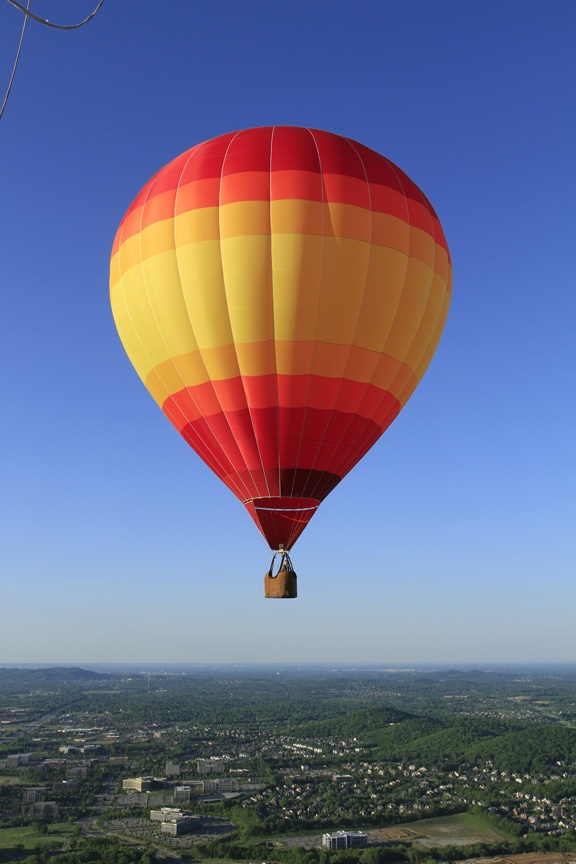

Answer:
[150,808,200,835]
[161,815,200,836]
[348,832,368,849]
[174,786,191,803]
[166,761,181,777]
[22,788,45,805]
[34,759,66,773]
[7,753,32,767]
[199,792,227,803]
[322,831,367,851]
[67,764,90,780]
[150,807,190,822]
[196,757,224,774]
[123,776,153,793]
[29,801,60,819]
[201,778,239,793]
[183,778,239,794]
[55,780,80,794]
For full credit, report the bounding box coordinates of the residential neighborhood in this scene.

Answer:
[1,665,575,861]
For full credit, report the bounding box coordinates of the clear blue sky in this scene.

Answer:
[1,0,574,665]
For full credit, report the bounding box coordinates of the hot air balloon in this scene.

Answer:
[110,127,451,598]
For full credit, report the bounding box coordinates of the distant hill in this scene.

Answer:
[291,704,422,740]
[0,666,111,685]
[472,724,576,773]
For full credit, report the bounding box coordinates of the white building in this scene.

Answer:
[161,815,200,836]
[123,776,153,792]
[150,807,189,822]
[322,831,367,851]
[150,808,200,836]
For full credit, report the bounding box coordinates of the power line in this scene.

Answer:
[4,0,107,30]
[0,0,29,121]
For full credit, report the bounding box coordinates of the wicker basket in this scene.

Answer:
[264,568,297,598]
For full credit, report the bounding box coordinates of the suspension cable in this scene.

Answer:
[0,0,29,121]
[1,0,107,121]
[4,0,106,30]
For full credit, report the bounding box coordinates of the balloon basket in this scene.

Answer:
[264,551,297,599]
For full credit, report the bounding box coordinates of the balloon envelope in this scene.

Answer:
[110,127,451,549]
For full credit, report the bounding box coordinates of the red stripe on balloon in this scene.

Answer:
[163,376,401,427]
[173,406,390,491]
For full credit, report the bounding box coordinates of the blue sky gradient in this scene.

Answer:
[1,0,574,664]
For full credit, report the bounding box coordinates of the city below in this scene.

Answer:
[0,664,575,864]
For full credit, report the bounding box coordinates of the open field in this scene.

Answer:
[0,823,76,851]
[373,812,512,847]
[260,812,516,851]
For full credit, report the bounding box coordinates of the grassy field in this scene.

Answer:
[0,822,76,851]
[0,776,24,786]
[373,812,512,846]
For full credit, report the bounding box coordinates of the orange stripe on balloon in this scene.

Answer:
[175,177,221,213]
[141,187,177,230]
[321,173,370,209]
[144,344,419,406]
[271,169,323,202]
[220,170,271,204]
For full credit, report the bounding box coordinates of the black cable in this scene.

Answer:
[1,0,107,121]
[0,0,29,121]
[4,0,106,30]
